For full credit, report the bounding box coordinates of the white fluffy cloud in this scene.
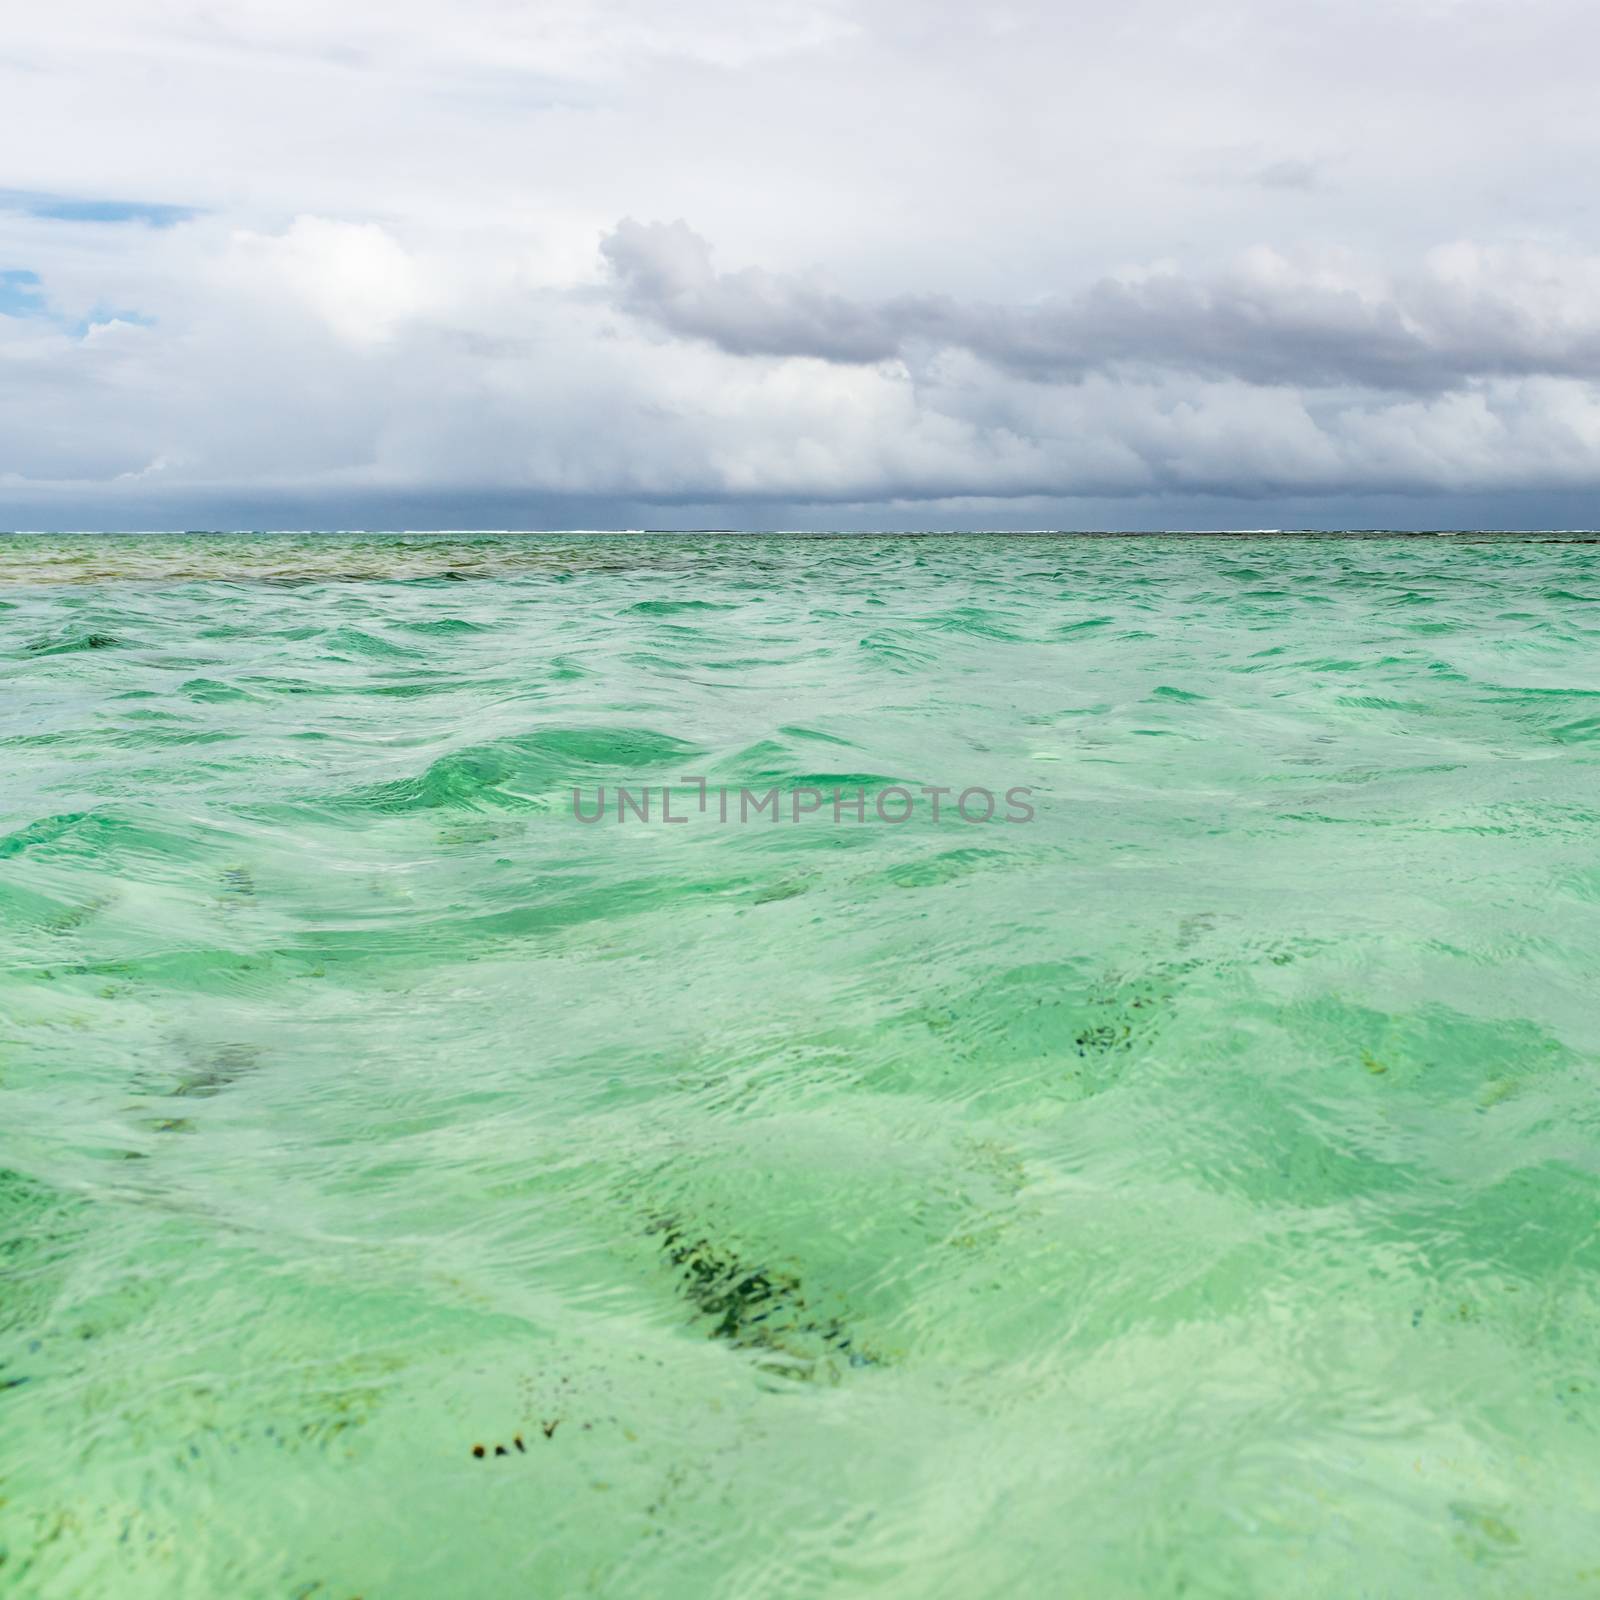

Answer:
[3,0,1600,526]
[226,217,429,345]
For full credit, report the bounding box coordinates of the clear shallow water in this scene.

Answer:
[2,530,1598,1598]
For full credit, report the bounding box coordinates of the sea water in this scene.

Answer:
[2,532,1598,1597]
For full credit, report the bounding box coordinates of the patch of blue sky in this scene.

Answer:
[1,270,154,333]
[0,268,45,317]
[0,189,198,227]
[71,308,158,335]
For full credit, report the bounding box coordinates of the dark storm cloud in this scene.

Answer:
[600,219,908,364]
[602,219,1600,395]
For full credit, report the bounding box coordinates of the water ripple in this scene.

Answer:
[2,532,1599,1598]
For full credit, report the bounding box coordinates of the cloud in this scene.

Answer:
[601,219,904,364]
[7,211,1600,528]
[1251,160,1322,192]
[603,220,1600,396]
[4,0,1600,525]
[226,216,428,344]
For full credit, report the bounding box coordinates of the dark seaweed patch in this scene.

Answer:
[0,1169,87,1333]
[25,631,122,655]
[471,1430,538,1459]
[167,1043,262,1098]
[1072,972,1172,1064]
[220,866,256,899]
[40,894,113,936]
[1073,1022,1128,1056]
[646,1217,874,1374]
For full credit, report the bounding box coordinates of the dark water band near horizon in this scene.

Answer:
[2,531,1598,1596]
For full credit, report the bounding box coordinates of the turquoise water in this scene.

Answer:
[2,531,1599,1597]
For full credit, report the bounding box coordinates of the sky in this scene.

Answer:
[4,0,1600,530]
